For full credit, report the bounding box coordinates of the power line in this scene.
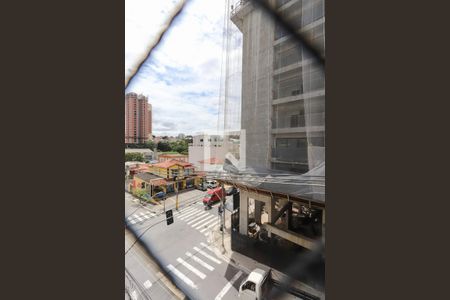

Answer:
[125,266,152,300]
[125,218,169,255]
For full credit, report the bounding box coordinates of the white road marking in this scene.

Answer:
[130,290,138,300]
[191,215,215,228]
[193,246,222,264]
[186,212,210,225]
[167,264,198,289]
[182,211,207,222]
[199,242,231,264]
[179,207,196,214]
[200,242,216,253]
[143,280,152,289]
[195,217,217,230]
[214,271,243,300]
[140,212,150,219]
[178,209,201,220]
[127,217,137,225]
[133,214,143,222]
[199,221,219,233]
[176,257,206,279]
[185,251,214,271]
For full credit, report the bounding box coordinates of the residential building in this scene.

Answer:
[158,153,188,163]
[188,131,243,171]
[146,160,200,194]
[125,92,152,144]
[131,159,203,197]
[132,172,168,196]
[148,160,194,179]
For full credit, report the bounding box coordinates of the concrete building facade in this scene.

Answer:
[226,2,325,292]
[188,132,243,171]
[231,0,325,173]
[125,92,152,144]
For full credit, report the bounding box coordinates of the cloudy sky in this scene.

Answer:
[126,0,235,137]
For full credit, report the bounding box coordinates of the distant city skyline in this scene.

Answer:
[125,0,228,136]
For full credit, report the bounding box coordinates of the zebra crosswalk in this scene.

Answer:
[175,205,221,236]
[126,211,155,224]
[166,242,231,290]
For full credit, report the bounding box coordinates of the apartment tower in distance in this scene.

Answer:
[231,0,325,173]
[125,92,152,144]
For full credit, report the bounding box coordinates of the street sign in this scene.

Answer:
[166,209,174,225]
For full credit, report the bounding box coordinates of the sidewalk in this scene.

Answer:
[205,212,325,300]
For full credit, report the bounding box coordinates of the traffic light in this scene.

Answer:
[166,209,174,225]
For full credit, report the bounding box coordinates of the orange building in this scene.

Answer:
[125,92,152,144]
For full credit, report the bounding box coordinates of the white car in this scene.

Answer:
[205,180,218,189]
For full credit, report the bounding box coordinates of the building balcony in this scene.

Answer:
[230,0,253,31]
[272,111,324,135]
[272,89,325,105]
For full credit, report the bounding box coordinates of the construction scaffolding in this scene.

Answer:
[213,0,325,195]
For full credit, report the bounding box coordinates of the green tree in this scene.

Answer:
[157,141,171,152]
[168,140,188,154]
[125,152,145,162]
[145,140,155,150]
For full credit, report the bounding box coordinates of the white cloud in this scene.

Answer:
[126,0,237,136]
[126,0,244,137]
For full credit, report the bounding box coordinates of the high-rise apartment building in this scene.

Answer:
[231,0,325,174]
[125,92,152,144]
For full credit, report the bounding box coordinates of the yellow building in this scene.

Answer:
[134,160,202,196]
[132,172,167,196]
[148,160,195,179]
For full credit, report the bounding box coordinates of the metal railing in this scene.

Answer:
[126,0,326,298]
[231,0,251,18]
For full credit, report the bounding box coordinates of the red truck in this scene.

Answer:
[203,187,225,207]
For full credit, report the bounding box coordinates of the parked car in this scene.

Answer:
[153,191,166,200]
[238,268,313,300]
[226,186,238,196]
[205,180,218,189]
[203,187,225,207]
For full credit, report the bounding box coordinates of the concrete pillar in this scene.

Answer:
[239,191,249,235]
[276,198,289,230]
[268,196,276,224]
[322,209,326,237]
[254,200,263,225]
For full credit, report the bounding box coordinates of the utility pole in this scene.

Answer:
[175,178,179,211]
[162,189,166,212]
[220,183,226,251]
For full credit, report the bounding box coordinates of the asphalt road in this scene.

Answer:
[125,191,248,300]
[125,228,185,300]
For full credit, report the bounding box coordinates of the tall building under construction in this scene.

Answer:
[231,0,324,173]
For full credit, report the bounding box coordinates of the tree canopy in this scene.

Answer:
[125,152,145,162]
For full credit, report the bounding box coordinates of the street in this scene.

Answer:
[125,228,185,300]
[125,190,247,300]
